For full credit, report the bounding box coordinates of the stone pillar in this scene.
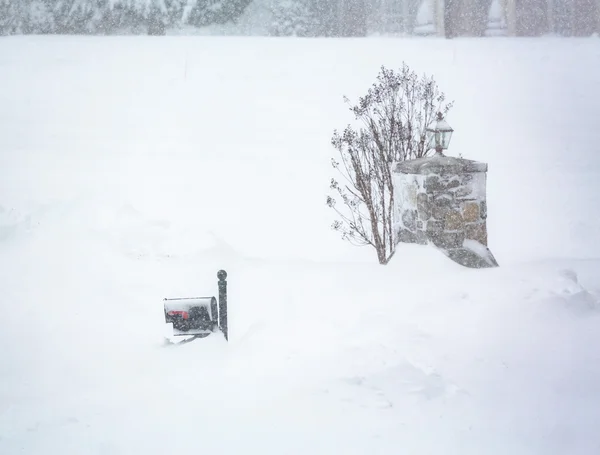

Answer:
[393,154,498,268]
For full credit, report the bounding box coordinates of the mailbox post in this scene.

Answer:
[217,270,228,341]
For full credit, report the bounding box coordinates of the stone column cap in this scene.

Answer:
[394,154,488,175]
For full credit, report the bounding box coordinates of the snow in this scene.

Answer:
[485,0,507,37]
[462,238,496,266]
[394,172,421,232]
[413,0,435,35]
[1,35,600,454]
[469,171,486,200]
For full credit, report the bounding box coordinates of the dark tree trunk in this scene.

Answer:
[444,0,461,38]
[571,0,598,36]
[445,0,492,37]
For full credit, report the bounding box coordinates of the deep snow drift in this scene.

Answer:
[1,36,600,454]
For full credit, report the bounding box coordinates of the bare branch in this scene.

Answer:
[327,63,452,264]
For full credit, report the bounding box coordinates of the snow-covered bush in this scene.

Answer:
[327,63,453,264]
[186,0,253,28]
[0,0,29,35]
[24,0,55,34]
[0,0,250,35]
[267,0,316,37]
[58,0,113,34]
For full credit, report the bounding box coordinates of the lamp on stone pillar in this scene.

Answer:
[426,112,454,156]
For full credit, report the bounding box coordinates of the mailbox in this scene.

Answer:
[163,270,228,343]
[164,297,218,336]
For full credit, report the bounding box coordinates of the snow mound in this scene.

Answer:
[1,36,600,454]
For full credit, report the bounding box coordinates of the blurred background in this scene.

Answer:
[1,0,598,39]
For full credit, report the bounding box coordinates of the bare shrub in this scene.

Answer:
[327,63,453,264]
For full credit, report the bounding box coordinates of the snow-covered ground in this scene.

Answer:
[1,35,600,454]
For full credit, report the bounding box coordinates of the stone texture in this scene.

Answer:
[480,201,487,219]
[432,204,450,221]
[431,195,455,220]
[424,176,443,192]
[466,223,488,245]
[418,210,430,221]
[426,220,444,233]
[463,202,480,223]
[395,154,488,175]
[397,228,417,244]
[430,231,465,249]
[446,247,498,268]
[445,210,464,231]
[433,194,453,206]
[415,230,428,245]
[446,179,460,189]
[398,228,427,245]
[402,209,417,231]
[461,173,474,183]
[454,186,472,198]
[417,193,431,220]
